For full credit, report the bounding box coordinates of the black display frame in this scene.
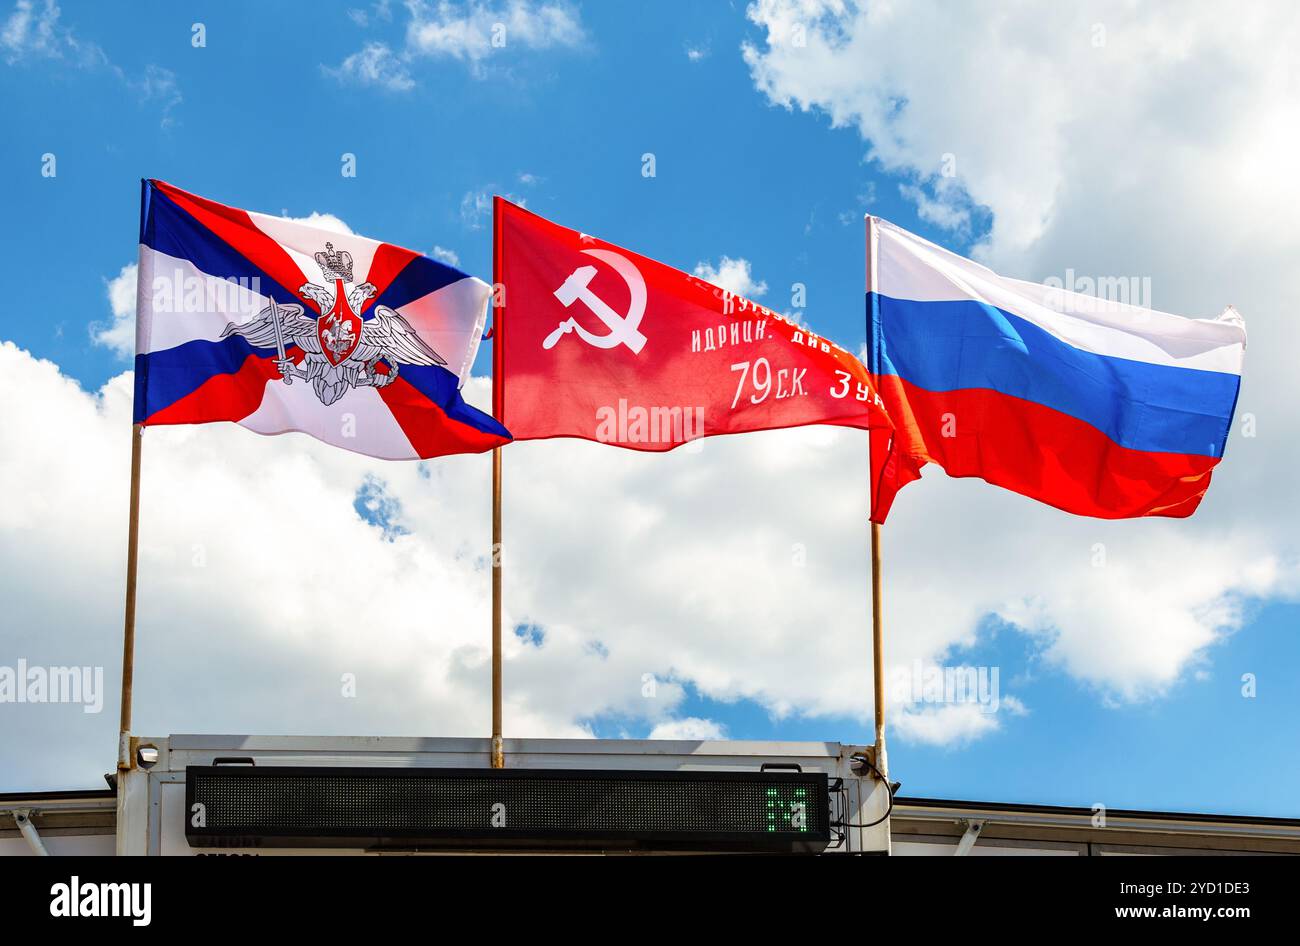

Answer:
[184,764,831,853]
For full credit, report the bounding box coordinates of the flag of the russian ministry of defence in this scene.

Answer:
[133,180,510,459]
[867,215,1246,522]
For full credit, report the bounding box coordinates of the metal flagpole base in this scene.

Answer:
[491,735,504,768]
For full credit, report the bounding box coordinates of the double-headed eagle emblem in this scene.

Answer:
[222,242,446,407]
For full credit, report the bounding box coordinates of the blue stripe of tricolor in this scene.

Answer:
[870,292,1240,459]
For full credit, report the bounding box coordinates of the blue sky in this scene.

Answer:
[4,2,907,387]
[2,1,1298,816]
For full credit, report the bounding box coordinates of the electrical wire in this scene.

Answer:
[837,753,895,829]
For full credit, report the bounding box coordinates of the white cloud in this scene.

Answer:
[685,44,709,62]
[11,2,1300,788]
[406,0,585,64]
[1,0,59,61]
[461,188,525,229]
[90,263,137,360]
[897,179,970,233]
[129,64,182,128]
[1,1,179,124]
[648,717,726,740]
[347,1,394,28]
[326,41,415,92]
[350,0,395,27]
[838,183,877,226]
[742,0,1300,706]
[3,307,1292,789]
[431,245,461,266]
[693,256,768,299]
[460,190,492,229]
[998,546,1282,702]
[743,1,1300,273]
[280,211,356,235]
[894,698,1025,747]
[0,341,592,790]
[329,0,585,87]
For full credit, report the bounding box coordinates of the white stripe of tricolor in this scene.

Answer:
[869,216,1245,376]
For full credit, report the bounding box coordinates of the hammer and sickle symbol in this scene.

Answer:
[543,249,648,354]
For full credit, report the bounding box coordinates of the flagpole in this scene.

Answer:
[865,213,887,777]
[491,446,504,768]
[870,521,886,773]
[117,422,144,770]
[490,195,505,769]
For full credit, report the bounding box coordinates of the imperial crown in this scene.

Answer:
[315,242,354,283]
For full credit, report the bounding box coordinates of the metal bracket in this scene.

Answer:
[953,819,985,856]
[117,733,137,772]
[849,747,892,783]
[850,746,876,772]
[12,809,50,856]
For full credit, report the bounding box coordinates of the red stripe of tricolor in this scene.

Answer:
[870,377,1219,522]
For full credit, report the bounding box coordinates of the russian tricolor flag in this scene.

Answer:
[867,216,1246,521]
[134,180,510,459]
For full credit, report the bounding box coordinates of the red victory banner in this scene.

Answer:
[493,198,893,450]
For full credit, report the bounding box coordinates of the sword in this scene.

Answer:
[267,293,292,385]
